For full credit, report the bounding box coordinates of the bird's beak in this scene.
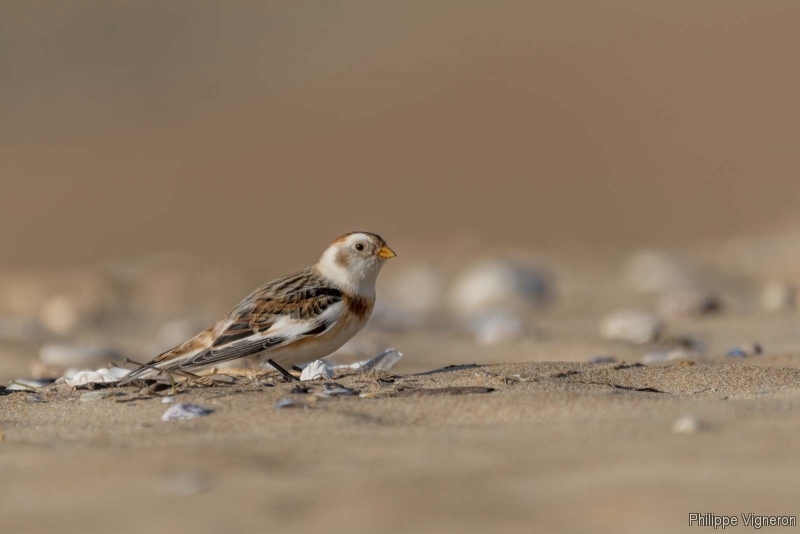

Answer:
[377,245,397,259]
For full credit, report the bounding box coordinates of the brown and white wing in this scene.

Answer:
[118,269,344,383]
[175,286,344,370]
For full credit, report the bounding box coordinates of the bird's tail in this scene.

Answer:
[116,359,164,386]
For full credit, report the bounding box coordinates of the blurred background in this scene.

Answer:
[4,0,800,378]
[6,3,800,533]
[4,0,800,266]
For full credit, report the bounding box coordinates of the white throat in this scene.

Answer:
[316,247,381,297]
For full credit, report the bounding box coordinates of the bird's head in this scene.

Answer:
[316,232,396,296]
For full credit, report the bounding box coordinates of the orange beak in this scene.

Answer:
[377,245,397,259]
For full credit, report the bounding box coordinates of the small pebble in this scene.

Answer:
[726,348,746,358]
[275,398,304,409]
[80,390,124,402]
[744,342,763,355]
[760,281,796,313]
[727,343,763,359]
[590,356,617,364]
[161,403,213,421]
[601,310,663,344]
[319,383,356,397]
[161,396,175,404]
[672,414,701,434]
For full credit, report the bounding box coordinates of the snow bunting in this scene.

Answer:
[119,232,395,384]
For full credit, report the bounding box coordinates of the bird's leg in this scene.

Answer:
[122,358,202,386]
[267,359,300,382]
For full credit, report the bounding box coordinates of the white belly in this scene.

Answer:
[255,314,368,368]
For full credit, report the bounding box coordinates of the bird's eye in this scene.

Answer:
[355,243,365,251]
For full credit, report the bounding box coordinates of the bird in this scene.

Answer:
[118,232,396,384]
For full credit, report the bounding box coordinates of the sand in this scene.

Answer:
[3,353,800,534]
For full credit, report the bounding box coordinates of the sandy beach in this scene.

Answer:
[4,357,800,533]
[5,2,800,532]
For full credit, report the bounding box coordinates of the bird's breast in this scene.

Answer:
[343,294,374,321]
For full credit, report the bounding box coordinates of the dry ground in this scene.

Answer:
[3,356,800,534]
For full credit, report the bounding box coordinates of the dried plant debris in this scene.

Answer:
[392,386,495,397]
[606,384,665,394]
[137,382,174,396]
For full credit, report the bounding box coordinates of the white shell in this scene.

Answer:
[64,366,129,387]
[300,360,333,381]
[162,403,212,421]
